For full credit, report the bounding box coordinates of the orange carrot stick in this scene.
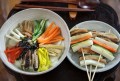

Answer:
[38,25,58,41]
[54,35,64,40]
[38,22,54,39]
[42,27,60,43]
[37,22,64,44]
[93,39,116,53]
[43,22,55,38]
[71,35,92,44]
[37,26,60,43]
[45,25,59,37]
[41,35,64,44]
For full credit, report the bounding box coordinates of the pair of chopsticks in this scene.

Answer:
[14,0,94,12]
[81,48,102,81]
[14,4,94,12]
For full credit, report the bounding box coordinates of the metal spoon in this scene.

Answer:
[77,0,100,9]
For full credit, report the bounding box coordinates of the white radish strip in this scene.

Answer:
[91,45,114,61]
[71,32,92,41]
[80,59,105,68]
[72,40,93,52]
[15,29,25,38]
[91,54,102,81]
[95,37,118,50]
[10,31,20,39]
[81,48,91,81]
[6,35,20,42]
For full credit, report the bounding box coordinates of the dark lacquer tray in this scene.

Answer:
[6,2,120,81]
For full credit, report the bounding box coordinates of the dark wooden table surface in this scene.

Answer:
[0,0,120,81]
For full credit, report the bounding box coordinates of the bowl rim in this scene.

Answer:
[67,20,120,72]
[0,8,70,75]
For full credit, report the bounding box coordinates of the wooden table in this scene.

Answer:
[0,0,120,81]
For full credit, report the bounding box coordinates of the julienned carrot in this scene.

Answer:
[93,39,116,53]
[53,35,64,40]
[38,25,59,40]
[41,35,64,44]
[71,35,92,44]
[38,26,60,43]
[37,22,64,44]
[38,26,59,42]
[40,22,55,38]
[46,25,60,38]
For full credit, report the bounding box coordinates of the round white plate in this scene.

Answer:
[67,20,120,72]
[0,8,70,75]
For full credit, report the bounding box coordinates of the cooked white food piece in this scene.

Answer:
[80,59,105,67]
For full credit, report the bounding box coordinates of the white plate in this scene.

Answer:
[0,8,70,75]
[67,20,120,72]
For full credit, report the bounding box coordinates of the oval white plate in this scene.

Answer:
[67,20,120,72]
[0,8,70,75]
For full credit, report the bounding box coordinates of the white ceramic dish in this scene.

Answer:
[67,20,120,72]
[0,8,70,75]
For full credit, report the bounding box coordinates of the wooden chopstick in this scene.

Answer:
[89,64,92,80]
[21,0,77,4]
[15,4,94,12]
[91,54,102,81]
[81,48,91,81]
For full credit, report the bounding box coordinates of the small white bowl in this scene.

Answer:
[0,8,70,75]
[67,20,120,72]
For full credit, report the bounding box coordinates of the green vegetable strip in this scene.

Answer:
[32,19,47,41]
[33,20,42,38]
[37,48,51,72]
[33,20,41,36]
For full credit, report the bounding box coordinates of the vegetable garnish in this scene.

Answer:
[32,19,47,42]
[93,39,116,53]
[70,27,119,68]
[37,48,51,72]
[4,47,23,63]
[4,19,65,72]
[71,32,92,44]
[39,44,64,56]
[37,22,64,44]
[71,40,93,52]
[91,45,114,61]
[6,29,25,42]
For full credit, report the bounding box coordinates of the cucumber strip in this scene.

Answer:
[71,40,93,52]
[91,45,115,61]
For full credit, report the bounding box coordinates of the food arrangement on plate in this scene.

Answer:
[70,27,119,67]
[0,8,70,75]
[67,21,120,72]
[4,19,65,72]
